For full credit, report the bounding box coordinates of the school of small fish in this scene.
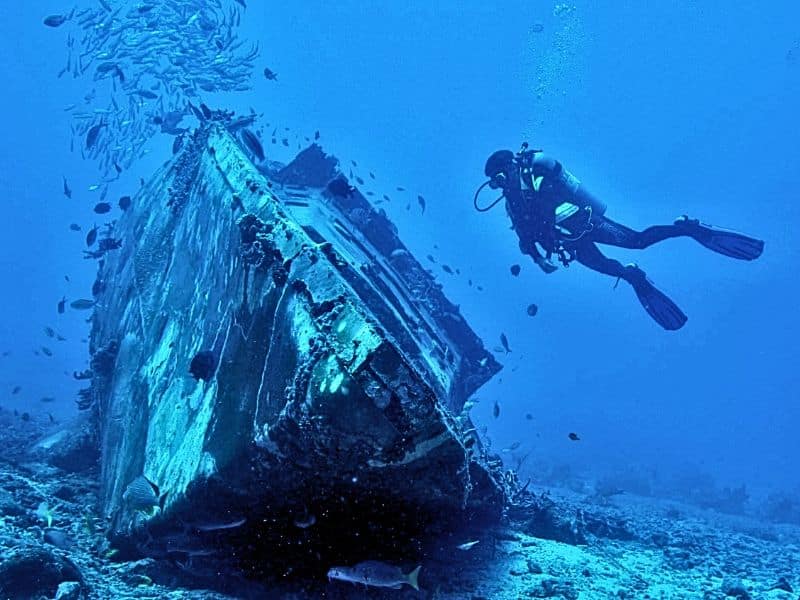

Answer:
[48,0,259,178]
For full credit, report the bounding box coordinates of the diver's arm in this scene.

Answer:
[519,238,558,274]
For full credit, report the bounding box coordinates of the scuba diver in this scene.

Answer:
[475,144,764,330]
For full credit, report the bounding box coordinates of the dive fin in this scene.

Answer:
[624,265,688,331]
[407,565,421,591]
[675,216,764,261]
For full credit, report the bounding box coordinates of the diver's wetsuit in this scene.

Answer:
[566,216,689,279]
[504,151,691,282]
[485,147,763,330]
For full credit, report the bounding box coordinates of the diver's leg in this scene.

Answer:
[571,239,628,278]
[571,240,687,330]
[589,216,687,250]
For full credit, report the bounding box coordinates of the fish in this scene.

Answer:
[502,441,521,452]
[314,130,320,140]
[281,138,289,147]
[118,195,132,211]
[510,264,521,276]
[93,202,112,214]
[355,176,364,185]
[568,432,580,441]
[62,176,72,199]
[500,333,511,353]
[383,194,390,202]
[40,396,56,403]
[369,172,375,179]
[240,128,264,162]
[327,561,420,591]
[396,186,405,192]
[57,297,66,314]
[525,413,534,420]
[41,346,53,357]
[456,540,480,551]
[11,386,21,395]
[263,67,278,80]
[85,122,105,150]
[493,400,500,418]
[86,225,98,247]
[70,299,96,310]
[122,475,168,514]
[44,326,55,338]
[526,303,539,317]
[87,184,101,192]
[195,518,246,532]
[69,223,81,231]
[417,195,426,214]
[442,265,453,275]
[43,14,70,27]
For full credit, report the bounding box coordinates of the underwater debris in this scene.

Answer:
[326,177,355,198]
[189,350,217,381]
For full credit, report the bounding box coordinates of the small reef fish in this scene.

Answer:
[568,432,580,441]
[70,299,96,310]
[86,225,99,247]
[327,561,420,591]
[500,333,511,353]
[43,12,72,27]
[493,400,500,419]
[122,475,168,514]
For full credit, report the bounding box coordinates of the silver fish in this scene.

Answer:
[327,561,420,591]
[456,540,480,551]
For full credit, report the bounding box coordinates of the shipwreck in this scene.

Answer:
[85,116,506,580]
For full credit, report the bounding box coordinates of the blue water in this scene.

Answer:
[0,0,798,508]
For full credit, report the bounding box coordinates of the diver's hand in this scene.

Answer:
[535,256,558,274]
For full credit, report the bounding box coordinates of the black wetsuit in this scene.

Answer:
[505,151,691,281]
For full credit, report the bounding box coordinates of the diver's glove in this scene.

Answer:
[534,255,558,274]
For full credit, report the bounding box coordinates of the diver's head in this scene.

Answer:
[484,149,515,190]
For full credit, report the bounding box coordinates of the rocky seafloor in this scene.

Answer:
[1,411,798,600]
